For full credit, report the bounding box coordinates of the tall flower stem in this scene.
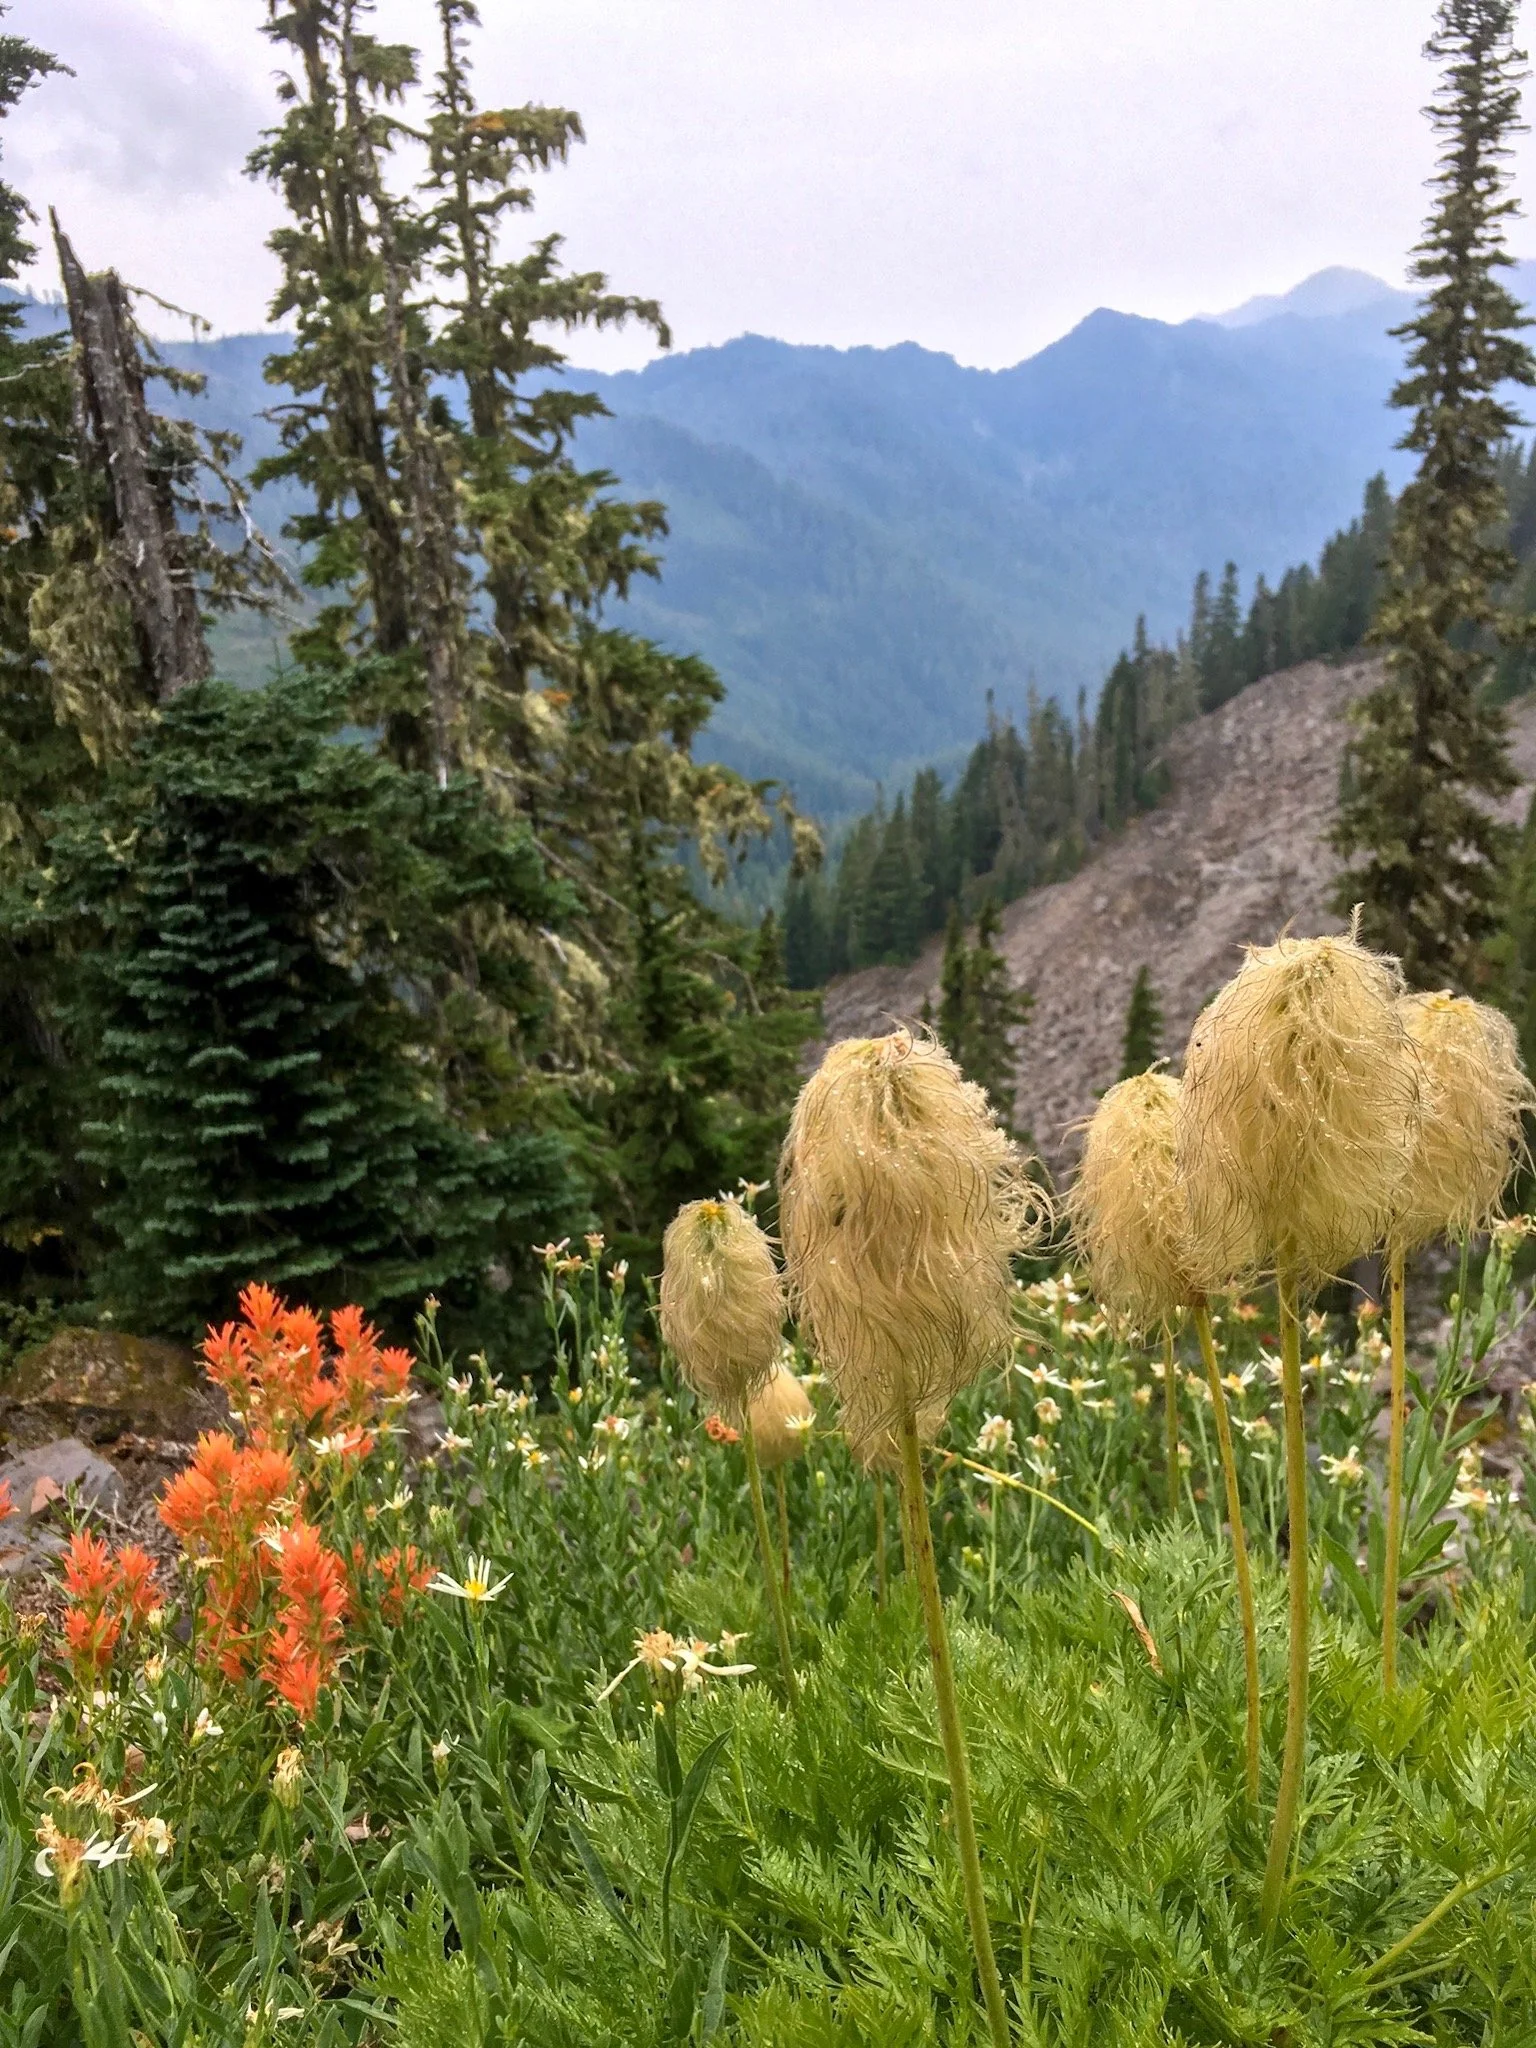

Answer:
[774,1466,793,1602]
[1382,1244,1407,1691]
[896,1408,1011,2048]
[743,1419,799,1708]
[1261,1267,1309,1932]
[1163,1327,1180,1517]
[1193,1300,1261,1803]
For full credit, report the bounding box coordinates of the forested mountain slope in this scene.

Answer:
[820,657,1536,1171]
[20,267,1532,815]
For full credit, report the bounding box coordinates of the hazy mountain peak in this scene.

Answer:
[1206,266,1408,329]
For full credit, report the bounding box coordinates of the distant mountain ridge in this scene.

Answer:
[16,265,1536,816]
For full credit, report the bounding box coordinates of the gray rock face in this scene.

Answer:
[821,658,1536,1175]
[0,1437,127,1579]
[0,1327,220,1454]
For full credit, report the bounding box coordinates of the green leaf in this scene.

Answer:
[565,1812,655,1962]
[662,1954,700,2041]
[700,1933,729,2041]
[524,1749,550,1855]
[673,1730,732,1868]
[655,1711,683,1804]
[1322,1530,1377,1634]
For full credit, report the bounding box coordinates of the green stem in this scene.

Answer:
[949,1456,1109,1545]
[1163,1327,1180,1518]
[1194,1300,1261,1805]
[1261,1267,1309,1932]
[1443,1236,1471,1436]
[897,1407,1011,2048]
[1362,1864,1507,1984]
[774,1465,793,1604]
[1383,1244,1407,1694]
[744,1419,799,1708]
[874,1471,888,1609]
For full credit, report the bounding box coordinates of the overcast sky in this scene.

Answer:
[5,0,1530,369]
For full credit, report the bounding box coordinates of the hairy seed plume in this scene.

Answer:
[1176,930,1422,1291]
[1067,1069,1197,1328]
[1393,992,1532,1251]
[778,1031,1047,1467]
[659,1198,784,1422]
[749,1357,815,1470]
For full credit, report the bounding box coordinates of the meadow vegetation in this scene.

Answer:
[5,976,1536,2045]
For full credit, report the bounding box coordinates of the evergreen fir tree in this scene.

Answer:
[933,901,1031,1130]
[1187,570,1213,684]
[0,17,85,1308]
[782,871,831,989]
[965,898,1033,1130]
[1332,0,1535,988]
[1502,790,1536,1075]
[1119,965,1164,1078]
[1201,562,1243,709]
[36,674,580,1337]
[936,902,972,1064]
[908,766,950,930]
[860,793,919,963]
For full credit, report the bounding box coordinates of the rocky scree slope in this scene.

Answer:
[821,657,1536,1175]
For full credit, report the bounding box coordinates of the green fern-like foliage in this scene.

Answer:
[372,1540,1536,2045]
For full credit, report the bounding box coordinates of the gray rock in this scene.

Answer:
[0,1436,127,1579]
[1,1327,220,1452]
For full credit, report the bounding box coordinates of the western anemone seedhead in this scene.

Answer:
[1393,992,1532,1251]
[778,1030,1047,1466]
[1176,931,1421,1292]
[1068,1069,1198,1329]
[659,1198,784,1421]
[749,1356,815,1469]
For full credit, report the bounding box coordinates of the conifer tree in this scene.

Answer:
[783,870,831,988]
[1119,964,1164,1078]
[1332,0,1535,988]
[34,675,579,1337]
[1201,561,1243,709]
[934,900,1031,1131]
[965,898,1032,1128]
[861,794,919,963]
[248,3,817,1258]
[0,15,81,1308]
[936,903,972,1063]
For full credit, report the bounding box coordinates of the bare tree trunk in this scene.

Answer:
[52,215,209,702]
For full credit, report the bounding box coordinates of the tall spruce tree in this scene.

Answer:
[936,903,972,1062]
[935,900,1031,1131]
[32,674,579,1337]
[1119,965,1164,1078]
[0,15,81,1314]
[1332,0,1535,988]
[249,2,817,1270]
[966,898,1032,1129]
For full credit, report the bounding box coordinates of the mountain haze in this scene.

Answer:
[19,266,1536,814]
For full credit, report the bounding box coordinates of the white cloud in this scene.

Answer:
[2,0,1527,361]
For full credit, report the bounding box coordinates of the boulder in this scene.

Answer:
[0,1327,220,1454]
[0,1436,127,1579]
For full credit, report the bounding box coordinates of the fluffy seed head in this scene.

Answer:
[749,1358,815,1469]
[659,1199,784,1421]
[1068,1070,1198,1328]
[1176,930,1421,1291]
[1393,992,1532,1250]
[778,1030,1047,1467]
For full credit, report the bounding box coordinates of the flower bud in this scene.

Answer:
[659,1198,784,1422]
